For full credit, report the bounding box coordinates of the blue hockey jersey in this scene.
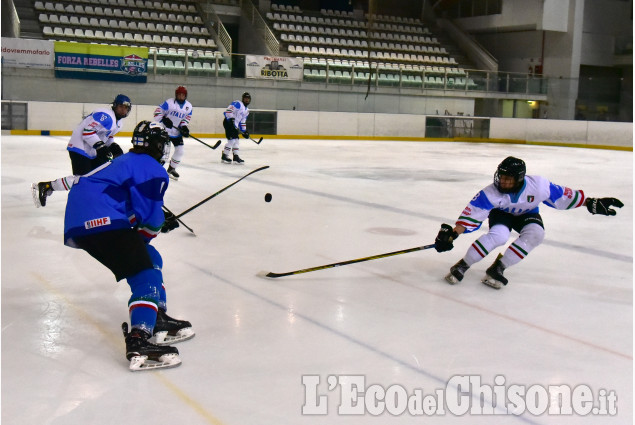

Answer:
[64,152,169,247]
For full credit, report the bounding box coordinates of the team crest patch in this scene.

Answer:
[85,216,111,229]
[527,195,535,202]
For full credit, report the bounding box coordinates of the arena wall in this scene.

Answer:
[5,100,632,150]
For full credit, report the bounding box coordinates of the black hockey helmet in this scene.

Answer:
[242,91,251,105]
[494,156,526,193]
[131,120,170,162]
[112,94,132,119]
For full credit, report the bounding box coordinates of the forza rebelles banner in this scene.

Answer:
[54,42,148,83]
[245,55,303,81]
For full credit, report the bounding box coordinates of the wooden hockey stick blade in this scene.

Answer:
[162,206,195,235]
[261,244,436,278]
[251,137,263,144]
[212,140,222,149]
[174,165,270,219]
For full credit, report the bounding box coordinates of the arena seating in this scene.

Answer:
[34,0,227,76]
[268,2,475,89]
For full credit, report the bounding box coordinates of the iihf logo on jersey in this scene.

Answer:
[84,216,111,229]
[121,54,146,76]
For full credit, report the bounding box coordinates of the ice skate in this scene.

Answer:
[150,308,195,345]
[445,259,469,284]
[167,166,180,181]
[122,322,181,371]
[233,154,244,164]
[221,152,232,164]
[31,181,52,208]
[481,254,508,289]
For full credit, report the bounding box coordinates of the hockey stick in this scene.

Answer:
[259,243,436,278]
[250,137,264,145]
[191,135,222,150]
[162,205,195,235]
[174,165,270,219]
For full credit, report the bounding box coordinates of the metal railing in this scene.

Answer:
[241,0,280,56]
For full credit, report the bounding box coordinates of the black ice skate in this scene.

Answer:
[31,181,52,208]
[150,308,195,345]
[167,166,180,181]
[233,154,245,164]
[445,259,470,284]
[482,254,508,289]
[122,322,181,371]
[221,152,232,164]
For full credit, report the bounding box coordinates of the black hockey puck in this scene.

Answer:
[264,193,272,202]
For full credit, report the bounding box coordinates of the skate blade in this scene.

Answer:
[481,277,502,289]
[168,174,179,181]
[31,183,42,208]
[129,354,182,371]
[150,329,196,345]
[444,273,459,285]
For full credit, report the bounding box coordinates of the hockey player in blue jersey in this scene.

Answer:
[221,92,251,164]
[64,120,195,371]
[154,85,193,180]
[434,156,623,289]
[32,94,132,208]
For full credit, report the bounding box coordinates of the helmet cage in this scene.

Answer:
[494,156,526,193]
[132,121,169,162]
[112,94,132,118]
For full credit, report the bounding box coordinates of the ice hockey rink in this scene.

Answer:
[2,134,632,425]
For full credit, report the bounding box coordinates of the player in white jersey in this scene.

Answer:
[154,86,193,180]
[221,92,251,164]
[434,156,623,289]
[31,94,131,208]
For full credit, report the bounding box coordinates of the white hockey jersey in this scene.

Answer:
[153,98,193,139]
[66,108,124,159]
[223,100,249,133]
[456,175,586,233]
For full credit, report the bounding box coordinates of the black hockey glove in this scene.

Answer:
[94,141,113,162]
[586,197,624,216]
[108,142,124,158]
[179,125,190,137]
[242,131,250,139]
[161,211,180,233]
[161,117,173,129]
[435,224,459,252]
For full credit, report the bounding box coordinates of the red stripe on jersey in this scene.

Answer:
[575,190,586,208]
[457,220,478,229]
[137,228,157,239]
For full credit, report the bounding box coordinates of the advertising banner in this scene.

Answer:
[54,42,148,83]
[1,37,54,69]
[245,55,303,81]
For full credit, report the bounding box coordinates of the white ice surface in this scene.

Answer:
[2,135,632,425]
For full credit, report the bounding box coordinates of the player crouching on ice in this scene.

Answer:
[434,156,623,289]
[63,121,195,371]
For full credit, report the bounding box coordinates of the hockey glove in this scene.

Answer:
[94,141,113,162]
[109,142,124,158]
[161,211,180,233]
[161,117,174,129]
[435,224,459,252]
[179,125,190,137]
[586,197,624,216]
[242,131,250,139]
